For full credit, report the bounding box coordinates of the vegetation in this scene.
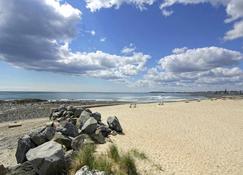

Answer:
[68,144,143,175]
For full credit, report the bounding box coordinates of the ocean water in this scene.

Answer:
[0,91,205,102]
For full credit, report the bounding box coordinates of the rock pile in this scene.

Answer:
[7,105,123,175]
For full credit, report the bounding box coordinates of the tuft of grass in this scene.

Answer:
[68,144,96,175]
[68,144,143,175]
[130,149,148,160]
[120,153,138,175]
[107,144,120,162]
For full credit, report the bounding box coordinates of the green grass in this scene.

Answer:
[68,144,142,175]
[130,149,148,160]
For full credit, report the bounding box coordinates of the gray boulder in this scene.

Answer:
[64,150,74,168]
[71,134,94,150]
[96,125,111,137]
[73,108,84,118]
[81,118,98,134]
[29,127,55,146]
[60,122,78,137]
[53,132,72,150]
[91,112,101,122]
[7,161,36,175]
[15,135,35,164]
[75,166,105,175]
[77,110,92,129]
[90,129,105,144]
[107,116,123,133]
[26,141,65,175]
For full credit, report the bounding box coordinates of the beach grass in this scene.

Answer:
[68,144,140,175]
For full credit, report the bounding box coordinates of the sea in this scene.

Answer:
[0,91,206,102]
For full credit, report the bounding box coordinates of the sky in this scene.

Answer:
[0,0,243,92]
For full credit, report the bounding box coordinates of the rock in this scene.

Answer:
[71,134,94,150]
[29,126,55,146]
[60,122,78,137]
[53,132,72,150]
[64,150,74,168]
[0,164,7,175]
[96,125,111,137]
[51,111,63,120]
[26,141,65,175]
[15,135,35,164]
[43,126,56,140]
[77,110,92,129]
[66,105,74,112]
[91,112,101,122]
[75,166,105,175]
[7,161,36,175]
[90,129,105,144]
[81,118,98,134]
[107,116,123,133]
[73,108,84,118]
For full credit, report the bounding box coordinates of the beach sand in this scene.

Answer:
[0,99,243,174]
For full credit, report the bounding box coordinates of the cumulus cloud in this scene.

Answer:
[100,37,106,42]
[160,47,242,72]
[85,0,156,12]
[135,46,243,90]
[0,0,150,80]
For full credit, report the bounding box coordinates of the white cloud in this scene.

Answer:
[160,46,242,72]
[121,43,136,54]
[100,37,106,42]
[135,46,243,90]
[0,0,150,81]
[85,0,156,12]
[224,20,243,40]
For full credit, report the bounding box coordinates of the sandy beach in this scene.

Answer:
[0,99,243,174]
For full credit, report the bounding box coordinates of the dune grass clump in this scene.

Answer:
[68,144,143,175]
[130,149,148,160]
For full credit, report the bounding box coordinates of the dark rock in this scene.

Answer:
[107,116,123,133]
[53,132,72,150]
[81,118,98,134]
[64,150,74,168]
[26,141,65,175]
[0,164,7,175]
[96,125,111,137]
[7,161,36,175]
[73,108,84,118]
[91,112,101,122]
[71,134,94,150]
[29,127,55,146]
[60,122,78,137]
[15,135,35,164]
[90,129,105,144]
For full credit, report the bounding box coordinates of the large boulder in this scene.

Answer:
[96,125,111,137]
[26,141,65,175]
[75,166,105,175]
[29,126,55,146]
[81,118,98,134]
[107,116,123,133]
[53,132,72,150]
[73,108,84,118]
[90,129,105,144]
[15,135,35,164]
[71,134,94,150]
[91,112,101,122]
[60,122,78,137]
[76,110,92,129]
[7,161,36,175]
[0,164,7,175]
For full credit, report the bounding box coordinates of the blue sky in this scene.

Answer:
[0,0,243,92]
